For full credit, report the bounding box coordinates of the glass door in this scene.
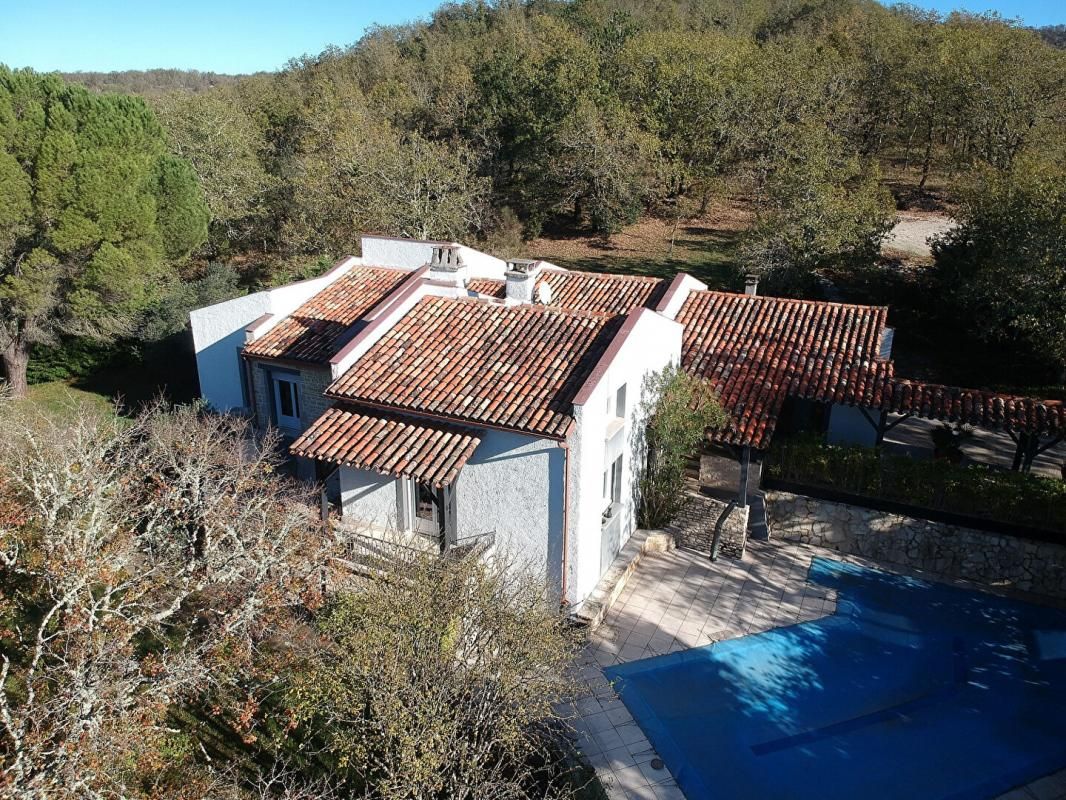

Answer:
[272,376,301,432]
[412,481,440,537]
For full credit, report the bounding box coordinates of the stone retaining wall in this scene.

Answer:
[667,493,748,559]
[766,490,1066,598]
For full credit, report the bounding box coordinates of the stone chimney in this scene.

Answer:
[744,274,759,296]
[504,259,543,304]
[428,243,467,286]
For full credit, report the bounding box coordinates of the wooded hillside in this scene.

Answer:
[5,0,1066,396]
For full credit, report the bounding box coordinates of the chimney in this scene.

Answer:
[744,274,759,296]
[504,259,543,304]
[428,243,467,287]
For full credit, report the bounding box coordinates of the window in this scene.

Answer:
[606,383,627,420]
[272,375,301,431]
[237,348,250,409]
[415,482,436,525]
[602,454,623,523]
[609,454,622,505]
[401,479,455,549]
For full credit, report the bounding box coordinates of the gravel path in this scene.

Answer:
[882,212,956,258]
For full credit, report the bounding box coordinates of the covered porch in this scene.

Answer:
[290,404,487,554]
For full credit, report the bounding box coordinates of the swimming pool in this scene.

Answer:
[605,558,1066,800]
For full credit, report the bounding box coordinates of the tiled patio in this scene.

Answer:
[569,539,1066,800]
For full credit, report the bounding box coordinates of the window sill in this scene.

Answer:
[605,417,624,440]
[601,504,618,527]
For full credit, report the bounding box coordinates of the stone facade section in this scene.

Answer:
[299,367,333,428]
[667,493,749,560]
[247,359,333,432]
[766,490,1066,599]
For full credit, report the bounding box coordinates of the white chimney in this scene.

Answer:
[428,243,468,287]
[744,274,759,296]
[504,259,543,304]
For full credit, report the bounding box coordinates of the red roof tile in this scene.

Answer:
[244,266,410,363]
[467,278,506,296]
[466,270,669,317]
[290,404,482,487]
[326,296,621,438]
[678,291,889,448]
[873,380,1066,435]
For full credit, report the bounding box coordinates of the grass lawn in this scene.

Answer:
[25,380,119,418]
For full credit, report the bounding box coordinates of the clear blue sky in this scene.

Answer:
[1,0,1062,75]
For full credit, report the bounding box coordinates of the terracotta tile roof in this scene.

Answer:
[244,266,410,363]
[466,270,669,318]
[467,278,506,297]
[290,404,481,487]
[326,296,621,438]
[678,290,889,448]
[873,380,1066,436]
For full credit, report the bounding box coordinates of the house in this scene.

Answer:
[190,235,1065,611]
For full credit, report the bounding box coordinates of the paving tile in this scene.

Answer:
[585,710,614,733]
[593,727,625,753]
[577,539,1066,800]
[995,789,1038,800]
[614,722,649,748]
[638,758,671,784]
[602,745,638,771]
[613,765,650,792]
[624,783,659,800]
[606,705,634,727]
[1030,772,1066,800]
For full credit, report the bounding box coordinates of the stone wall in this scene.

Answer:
[667,493,748,559]
[766,490,1066,598]
[248,360,332,432]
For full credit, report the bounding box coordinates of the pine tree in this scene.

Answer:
[0,67,208,396]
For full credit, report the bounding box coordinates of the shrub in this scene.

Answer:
[637,366,728,528]
[766,434,1066,534]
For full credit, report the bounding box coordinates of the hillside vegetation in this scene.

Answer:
[4,0,1066,398]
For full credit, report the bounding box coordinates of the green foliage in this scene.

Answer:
[740,133,895,290]
[152,88,276,252]
[274,550,584,798]
[138,262,243,342]
[26,337,116,384]
[934,156,1066,381]
[0,67,208,393]
[767,434,1066,534]
[638,365,728,528]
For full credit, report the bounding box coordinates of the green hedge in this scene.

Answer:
[765,434,1066,535]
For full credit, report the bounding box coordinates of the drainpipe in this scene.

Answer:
[711,445,750,562]
[559,440,571,607]
[738,446,750,508]
[710,500,738,562]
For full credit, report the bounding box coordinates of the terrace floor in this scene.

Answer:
[571,539,1066,800]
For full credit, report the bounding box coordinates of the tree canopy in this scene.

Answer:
[0,68,208,395]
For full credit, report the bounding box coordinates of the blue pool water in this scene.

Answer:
[605,558,1066,800]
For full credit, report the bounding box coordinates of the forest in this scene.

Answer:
[3,0,1066,403]
[2,2,1066,796]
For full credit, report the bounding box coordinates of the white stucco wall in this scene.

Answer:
[567,310,684,608]
[339,466,401,530]
[190,257,361,412]
[336,428,564,595]
[658,274,708,320]
[454,429,565,595]
[361,235,507,279]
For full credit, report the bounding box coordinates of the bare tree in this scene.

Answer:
[0,399,340,798]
